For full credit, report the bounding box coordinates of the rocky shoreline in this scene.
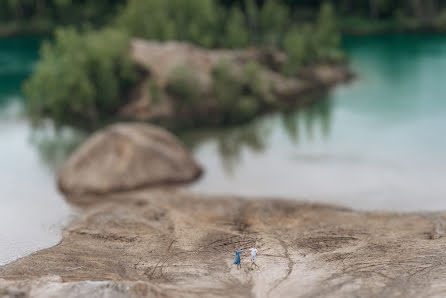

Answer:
[119,39,353,128]
[2,123,446,297]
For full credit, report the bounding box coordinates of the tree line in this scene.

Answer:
[2,0,446,34]
[224,0,446,25]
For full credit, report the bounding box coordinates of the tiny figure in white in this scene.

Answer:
[249,246,259,269]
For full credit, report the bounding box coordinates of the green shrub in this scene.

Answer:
[222,7,250,48]
[212,60,274,122]
[282,26,310,76]
[212,60,244,110]
[243,61,274,104]
[165,65,201,104]
[23,27,141,127]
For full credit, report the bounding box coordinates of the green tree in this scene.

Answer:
[117,0,176,41]
[223,7,249,48]
[24,27,141,127]
[282,26,309,76]
[313,2,343,61]
[212,60,274,123]
[170,0,220,47]
[166,65,201,105]
[257,0,289,47]
[245,0,260,43]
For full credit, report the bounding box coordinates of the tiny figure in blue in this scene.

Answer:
[233,247,244,269]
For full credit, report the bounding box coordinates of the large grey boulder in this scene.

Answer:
[58,123,202,195]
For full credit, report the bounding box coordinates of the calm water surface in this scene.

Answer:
[1,34,446,264]
[0,37,77,265]
[187,34,446,211]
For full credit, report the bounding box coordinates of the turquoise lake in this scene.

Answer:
[187,34,446,210]
[1,34,446,264]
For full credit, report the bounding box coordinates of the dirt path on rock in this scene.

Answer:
[2,189,446,297]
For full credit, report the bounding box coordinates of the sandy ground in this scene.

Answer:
[2,188,446,297]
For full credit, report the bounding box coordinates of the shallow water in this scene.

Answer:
[0,37,76,265]
[187,34,446,211]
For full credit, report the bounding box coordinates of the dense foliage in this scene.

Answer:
[115,0,343,70]
[115,0,340,53]
[117,0,222,48]
[24,27,141,127]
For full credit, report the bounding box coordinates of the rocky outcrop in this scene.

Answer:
[58,123,201,196]
[119,39,352,123]
[2,190,446,297]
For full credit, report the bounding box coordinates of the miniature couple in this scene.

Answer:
[233,245,259,269]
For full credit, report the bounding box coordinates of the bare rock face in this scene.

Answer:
[58,123,202,195]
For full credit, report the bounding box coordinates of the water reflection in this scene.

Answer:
[183,96,334,175]
[182,120,272,174]
[29,124,87,172]
[28,94,334,177]
[0,105,75,265]
[305,97,332,141]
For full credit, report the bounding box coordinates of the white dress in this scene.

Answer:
[249,248,257,262]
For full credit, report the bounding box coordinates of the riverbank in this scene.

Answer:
[1,188,446,297]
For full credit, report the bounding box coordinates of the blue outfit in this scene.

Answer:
[233,250,244,265]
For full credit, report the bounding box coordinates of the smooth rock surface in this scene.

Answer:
[58,123,202,196]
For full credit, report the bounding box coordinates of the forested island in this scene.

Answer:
[3,0,444,130]
[20,0,347,129]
